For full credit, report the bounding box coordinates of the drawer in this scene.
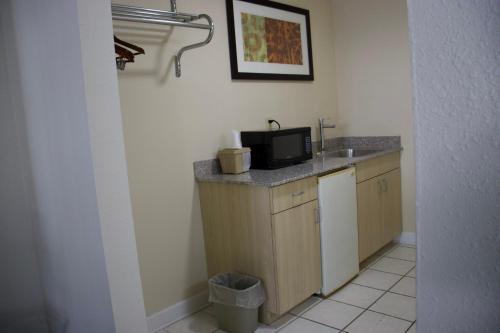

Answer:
[356,151,400,183]
[271,177,317,214]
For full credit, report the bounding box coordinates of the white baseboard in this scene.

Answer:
[147,290,209,333]
[397,232,416,246]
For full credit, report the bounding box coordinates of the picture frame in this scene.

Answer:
[226,0,314,80]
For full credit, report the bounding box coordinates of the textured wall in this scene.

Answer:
[408,0,500,331]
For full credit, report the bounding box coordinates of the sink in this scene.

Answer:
[324,148,382,158]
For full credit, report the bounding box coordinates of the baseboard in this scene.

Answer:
[397,232,416,246]
[147,290,209,333]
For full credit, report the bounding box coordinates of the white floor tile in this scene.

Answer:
[407,322,416,333]
[302,300,363,330]
[385,247,416,262]
[290,296,322,316]
[352,269,401,290]
[390,277,416,297]
[344,310,412,333]
[406,267,416,278]
[370,258,415,275]
[280,318,339,333]
[329,284,384,308]
[167,312,218,333]
[369,293,416,322]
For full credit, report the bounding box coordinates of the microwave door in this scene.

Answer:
[271,133,305,160]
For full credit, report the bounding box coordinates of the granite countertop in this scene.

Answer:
[193,136,402,187]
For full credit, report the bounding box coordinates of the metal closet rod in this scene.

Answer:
[111,1,214,77]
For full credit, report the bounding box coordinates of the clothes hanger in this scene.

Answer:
[114,35,145,55]
[114,35,145,70]
[115,43,135,62]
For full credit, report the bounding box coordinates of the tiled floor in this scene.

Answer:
[158,243,416,333]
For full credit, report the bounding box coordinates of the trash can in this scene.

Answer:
[208,273,266,333]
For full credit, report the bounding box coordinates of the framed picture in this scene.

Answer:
[226,0,314,80]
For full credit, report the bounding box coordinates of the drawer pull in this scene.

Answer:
[291,190,305,197]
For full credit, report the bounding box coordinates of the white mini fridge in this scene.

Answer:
[318,167,359,295]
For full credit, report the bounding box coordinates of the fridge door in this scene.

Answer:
[318,167,359,295]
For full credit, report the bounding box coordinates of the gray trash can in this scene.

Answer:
[208,273,265,333]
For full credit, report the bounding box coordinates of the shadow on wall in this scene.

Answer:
[113,23,176,83]
[183,182,210,298]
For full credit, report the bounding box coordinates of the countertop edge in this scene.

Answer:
[195,147,402,187]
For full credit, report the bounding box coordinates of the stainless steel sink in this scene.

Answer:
[324,148,382,158]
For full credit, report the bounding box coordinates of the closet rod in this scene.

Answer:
[112,4,197,22]
[111,1,214,77]
[112,14,211,30]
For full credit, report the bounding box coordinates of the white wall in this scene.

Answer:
[77,1,149,332]
[0,2,47,331]
[408,0,500,331]
[115,0,338,315]
[4,0,148,332]
[331,0,415,234]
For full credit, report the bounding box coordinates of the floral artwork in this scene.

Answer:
[227,0,314,80]
[241,13,303,65]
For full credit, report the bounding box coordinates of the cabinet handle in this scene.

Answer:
[382,179,388,192]
[377,180,382,194]
[291,190,305,197]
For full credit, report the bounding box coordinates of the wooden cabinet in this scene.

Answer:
[198,177,321,324]
[356,153,402,262]
[357,177,383,261]
[273,201,321,313]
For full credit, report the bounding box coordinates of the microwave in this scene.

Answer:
[241,127,313,169]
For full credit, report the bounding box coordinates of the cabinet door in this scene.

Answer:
[357,177,383,262]
[381,169,402,244]
[272,200,321,314]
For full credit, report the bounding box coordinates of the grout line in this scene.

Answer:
[367,309,415,323]
[383,255,416,263]
[384,253,417,262]
[360,268,403,277]
[376,256,416,264]
[298,243,417,332]
[340,280,415,299]
[404,320,416,333]
[386,290,416,299]
[364,273,416,322]
[203,243,417,333]
[364,267,408,276]
[333,273,401,333]
[298,316,345,331]
[350,282,391,292]
[336,268,414,331]
[404,267,416,277]
[322,298,366,310]
[297,242,416,332]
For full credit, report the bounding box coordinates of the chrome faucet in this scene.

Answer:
[319,117,336,154]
